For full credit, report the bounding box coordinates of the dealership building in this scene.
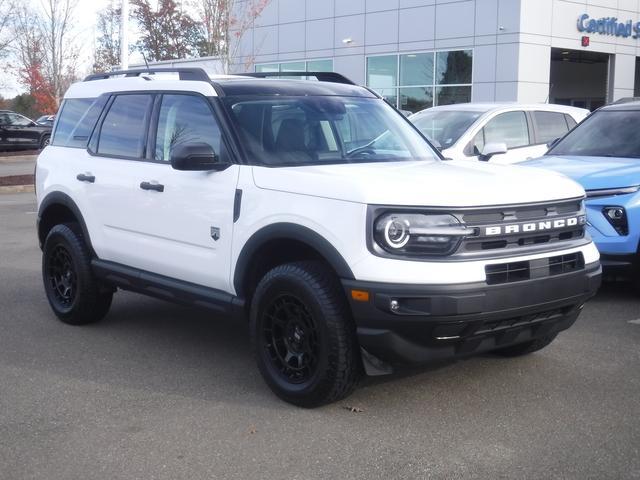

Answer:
[229,0,640,112]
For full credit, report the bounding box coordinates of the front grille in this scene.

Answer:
[454,198,586,258]
[485,252,585,285]
[473,307,570,335]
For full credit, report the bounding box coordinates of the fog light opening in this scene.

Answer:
[390,299,400,312]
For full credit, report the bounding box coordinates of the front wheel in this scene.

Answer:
[492,334,558,357]
[250,261,360,407]
[40,135,50,150]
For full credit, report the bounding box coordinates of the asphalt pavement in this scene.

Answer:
[1,192,639,480]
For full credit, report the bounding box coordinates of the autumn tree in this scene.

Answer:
[93,1,121,72]
[194,0,271,71]
[131,0,203,62]
[11,4,57,114]
[0,0,13,59]
[39,0,81,105]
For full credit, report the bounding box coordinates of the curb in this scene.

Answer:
[0,184,35,194]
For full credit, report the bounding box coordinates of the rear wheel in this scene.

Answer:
[250,261,359,407]
[40,135,50,150]
[42,224,113,325]
[492,334,558,357]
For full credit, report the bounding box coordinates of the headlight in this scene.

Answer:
[602,206,628,235]
[373,213,470,256]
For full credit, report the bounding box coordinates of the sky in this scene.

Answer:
[1,0,144,97]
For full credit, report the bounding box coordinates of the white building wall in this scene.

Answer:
[231,0,640,103]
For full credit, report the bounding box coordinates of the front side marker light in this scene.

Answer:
[351,290,370,302]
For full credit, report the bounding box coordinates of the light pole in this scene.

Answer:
[120,0,129,69]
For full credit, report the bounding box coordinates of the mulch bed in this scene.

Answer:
[0,150,40,157]
[0,174,34,186]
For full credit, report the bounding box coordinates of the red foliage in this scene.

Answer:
[19,64,57,114]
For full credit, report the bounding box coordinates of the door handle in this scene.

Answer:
[140,181,164,192]
[76,173,95,183]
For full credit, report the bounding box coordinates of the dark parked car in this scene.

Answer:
[36,115,55,127]
[0,110,52,150]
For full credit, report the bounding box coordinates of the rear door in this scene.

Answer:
[531,110,571,153]
[83,93,156,265]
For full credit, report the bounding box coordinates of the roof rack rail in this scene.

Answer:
[84,67,210,82]
[238,71,356,85]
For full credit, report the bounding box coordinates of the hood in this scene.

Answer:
[523,155,640,191]
[251,160,585,207]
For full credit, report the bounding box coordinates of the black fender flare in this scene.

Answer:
[37,191,95,255]
[233,223,355,296]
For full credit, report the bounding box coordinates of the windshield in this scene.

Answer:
[548,110,640,158]
[410,110,483,150]
[223,96,438,166]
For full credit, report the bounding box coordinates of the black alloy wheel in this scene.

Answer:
[47,244,77,308]
[250,261,360,407]
[263,293,320,384]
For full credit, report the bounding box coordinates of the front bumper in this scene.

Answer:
[342,262,601,368]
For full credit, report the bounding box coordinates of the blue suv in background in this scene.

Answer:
[524,102,640,281]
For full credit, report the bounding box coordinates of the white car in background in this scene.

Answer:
[409,103,589,164]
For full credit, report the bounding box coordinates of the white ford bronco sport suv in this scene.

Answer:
[36,68,601,407]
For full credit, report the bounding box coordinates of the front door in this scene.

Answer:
[122,93,239,292]
[469,111,535,164]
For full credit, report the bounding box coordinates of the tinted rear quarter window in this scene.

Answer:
[97,94,153,158]
[53,97,107,148]
[533,111,569,144]
[564,114,577,129]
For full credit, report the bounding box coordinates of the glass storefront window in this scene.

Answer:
[255,59,334,77]
[435,50,472,85]
[399,87,434,112]
[400,53,434,87]
[255,64,279,73]
[280,62,306,72]
[367,50,473,113]
[307,59,333,72]
[367,55,397,90]
[435,86,472,106]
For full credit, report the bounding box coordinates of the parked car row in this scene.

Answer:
[0,110,53,151]
[407,101,639,286]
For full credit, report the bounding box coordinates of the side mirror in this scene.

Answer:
[170,142,228,171]
[547,137,560,149]
[479,142,508,161]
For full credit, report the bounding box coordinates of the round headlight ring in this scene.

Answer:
[383,217,410,249]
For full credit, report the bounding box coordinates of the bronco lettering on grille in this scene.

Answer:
[485,216,585,236]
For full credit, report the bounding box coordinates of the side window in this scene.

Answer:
[533,111,569,144]
[468,129,485,156]
[483,111,530,149]
[98,94,153,158]
[0,113,9,125]
[8,113,32,126]
[53,97,108,148]
[564,114,577,129]
[154,94,222,162]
